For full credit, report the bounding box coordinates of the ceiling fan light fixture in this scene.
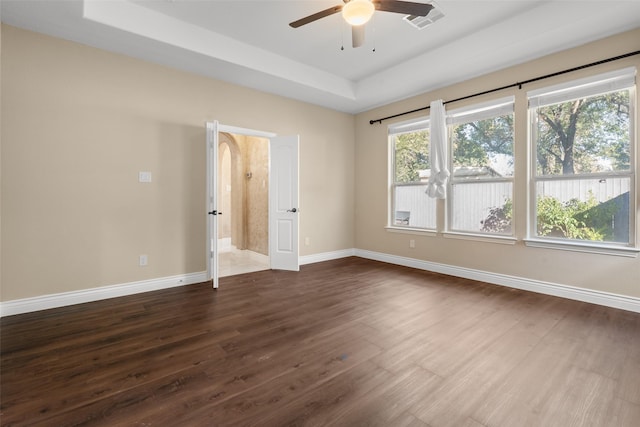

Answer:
[342,0,375,26]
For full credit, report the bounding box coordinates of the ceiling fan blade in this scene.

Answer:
[373,0,434,16]
[289,5,343,28]
[352,25,365,48]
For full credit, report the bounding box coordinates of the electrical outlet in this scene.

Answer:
[409,239,415,248]
[139,254,148,266]
[305,237,310,246]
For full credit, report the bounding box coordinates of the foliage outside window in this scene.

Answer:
[389,118,436,230]
[528,68,635,246]
[447,98,515,235]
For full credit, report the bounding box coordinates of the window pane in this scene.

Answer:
[452,115,514,178]
[451,182,513,234]
[393,185,436,229]
[535,177,630,243]
[535,90,630,176]
[394,130,430,183]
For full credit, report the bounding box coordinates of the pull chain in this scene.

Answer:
[372,14,376,52]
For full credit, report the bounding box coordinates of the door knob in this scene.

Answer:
[208,210,223,215]
[287,208,298,213]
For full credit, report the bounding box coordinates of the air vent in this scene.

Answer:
[404,2,444,30]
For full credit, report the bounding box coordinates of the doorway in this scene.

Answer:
[206,121,299,289]
[217,132,270,277]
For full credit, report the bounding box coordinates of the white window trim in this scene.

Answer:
[443,231,517,245]
[527,68,637,252]
[447,97,516,238]
[528,67,636,108]
[447,96,515,125]
[385,226,438,236]
[524,238,639,258]
[388,116,436,231]
[388,116,430,134]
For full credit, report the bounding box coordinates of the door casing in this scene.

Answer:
[206,122,299,288]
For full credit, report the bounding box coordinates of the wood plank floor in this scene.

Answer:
[1,257,639,426]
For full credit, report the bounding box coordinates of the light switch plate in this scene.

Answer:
[139,171,152,183]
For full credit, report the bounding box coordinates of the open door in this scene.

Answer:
[206,121,219,288]
[206,124,298,283]
[269,135,300,271]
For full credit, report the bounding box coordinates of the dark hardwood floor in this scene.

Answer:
[1,257,639,426]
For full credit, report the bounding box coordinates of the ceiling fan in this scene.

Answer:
[289,0,434,48]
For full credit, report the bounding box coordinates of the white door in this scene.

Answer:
[269,135,300,271]
[206,121,219,288]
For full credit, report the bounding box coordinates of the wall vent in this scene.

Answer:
[404,2,444,30]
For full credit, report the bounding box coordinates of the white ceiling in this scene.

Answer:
[2,0,639,114]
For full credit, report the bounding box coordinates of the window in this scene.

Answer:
[388,118,436,230]
[447,98,515,236]
[528,67,636,248]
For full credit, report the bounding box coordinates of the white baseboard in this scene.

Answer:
[354,249,640,314]
[299,248,356,265]
[0,271,208,318]
[3,248,638,317]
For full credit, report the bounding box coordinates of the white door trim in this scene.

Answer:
[218,124,276,139]
[206,123,279,286]
[206,121,219,289]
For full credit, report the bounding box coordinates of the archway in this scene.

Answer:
[218,132,245,251]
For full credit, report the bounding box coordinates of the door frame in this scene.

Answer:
[206,122,281,288]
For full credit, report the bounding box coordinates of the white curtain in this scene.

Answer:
[426,99,450,199]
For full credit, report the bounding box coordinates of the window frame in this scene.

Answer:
[445,97,516,239]
[387,116,437,232]
[526,67,638,255]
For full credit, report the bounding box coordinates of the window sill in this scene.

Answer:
[385,226,437,236]
[524,238,639,258]
[443,232,517,245]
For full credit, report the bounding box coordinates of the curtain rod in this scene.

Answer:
[369,50,640,125]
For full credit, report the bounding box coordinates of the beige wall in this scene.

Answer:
[241,135,269,256]
[0,25,355,301]
[355,28,640,298]
[2,23,638,304]
[217,133,269,255]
